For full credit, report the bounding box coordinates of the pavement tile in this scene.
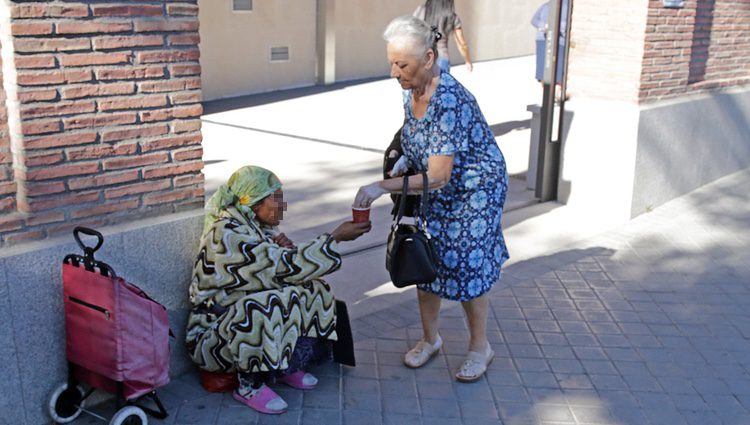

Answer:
[382,394,419,415]
[419,397,460,418]
[458,398,499,420]
[382,413,422,425]
[535,332,569,346]
[342,392,381,411]
[541,345,576,359]
[301,409,341,425]
[548,359,584,374]
[257,410,301,425]
[302,390,340,410]
[343,410,383,425]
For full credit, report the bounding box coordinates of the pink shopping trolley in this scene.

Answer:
[48,227,171,425]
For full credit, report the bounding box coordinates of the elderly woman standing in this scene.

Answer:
[354,16,509,382]
[187,165,370,414]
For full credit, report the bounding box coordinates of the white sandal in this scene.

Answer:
[455,345,494,383]
[403,334,443,369]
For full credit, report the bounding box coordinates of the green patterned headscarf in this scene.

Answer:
[203,165,282,234]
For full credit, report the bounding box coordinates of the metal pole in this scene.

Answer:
[535,0,564,202]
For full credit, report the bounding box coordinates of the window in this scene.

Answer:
[270,46,290,62]
[232,0,252,12]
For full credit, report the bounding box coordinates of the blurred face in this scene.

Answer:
[387,40,433,90]
[252,189,286,226]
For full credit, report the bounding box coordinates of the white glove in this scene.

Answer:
[354,182,387,208]
[389,156,410,177]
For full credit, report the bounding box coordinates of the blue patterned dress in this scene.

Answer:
[400,71,509,301]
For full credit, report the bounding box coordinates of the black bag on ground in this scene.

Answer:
[332,300,355,367]
[386,172,438,288]
[383,126,419,217]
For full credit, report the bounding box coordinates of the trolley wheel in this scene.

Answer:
[48,382,86,424]
[109,405,148,425]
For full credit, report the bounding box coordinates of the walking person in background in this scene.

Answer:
[531,0,569,98]
[414,0,473,73]
[354,16,509,383]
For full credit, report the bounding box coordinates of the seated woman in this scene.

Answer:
[186,165,370,415]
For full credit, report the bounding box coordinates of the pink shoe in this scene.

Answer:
[232,384,288,414]
[277,371,318,390]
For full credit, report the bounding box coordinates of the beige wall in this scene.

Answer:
[200,0,545,99]
[199,0,317,100]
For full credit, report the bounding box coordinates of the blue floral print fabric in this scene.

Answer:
[400,71,509,301]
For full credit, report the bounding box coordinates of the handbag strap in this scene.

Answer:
[394,171,430,227]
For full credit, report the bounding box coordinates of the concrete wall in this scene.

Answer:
[198,0,317,100]
[0,211,202,425]
[632,87,750,216]
[200,0,542,99]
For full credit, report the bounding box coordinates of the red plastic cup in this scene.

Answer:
[352,207,370,223]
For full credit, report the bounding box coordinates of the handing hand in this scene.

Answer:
[272,233,295,248]
[331,221,372,242]
[388,156,410,178]
[354,182,387,208]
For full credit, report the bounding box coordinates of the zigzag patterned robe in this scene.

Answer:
[186,207,341,373]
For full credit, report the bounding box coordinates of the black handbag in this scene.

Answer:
[386,172,438,288]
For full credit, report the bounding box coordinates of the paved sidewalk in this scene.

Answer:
[75,168,750,424]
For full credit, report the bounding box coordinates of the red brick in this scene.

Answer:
[21,119,62,135]
[167,4,199,16]
[62,82,135,100]
[134,19,199,33]
[93,35,164,50]
[171,91,202,105]
[25,161,99,181]
[103,152,169,170]
[60,52,132,67]
[26,181,66,197]
[140,132,202,152]
[12,22,54,36]
[4,230,47,244]
[173,146,202,161]
[168,33,200,46]
[98,95,168,111]
[0,214,23,232]
[64,112,137,129]
[104,179,171,199]
[25,132,97,150]
[16,69,92,86]
[25,191,100,212]
[143,161,202,179]
[66,143,137,161]
[0,196,16,212]
[57,21,132,35]
[21,100,96,119]
[101,124,170,142]
[174,173,204,188]
[172,120,201,133]
[0,181,16,195]
[26,211,66,226]
[14,55,56,69]
[143,187,199,206]
[95,65,165,81]
[18,89,58,103]
[68,170,139,190]
[24,152,64,167]
[92,5,164,17]
[14,37,91,53]
[138,78,200,93]
[12,4,89,19]
[169,63,201,76]
[139,104,203,122]
[71,199,140,219]
[137,49,200,64]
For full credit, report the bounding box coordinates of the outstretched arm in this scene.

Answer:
[453,28,473,72]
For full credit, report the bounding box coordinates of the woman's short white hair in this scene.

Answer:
[383,15,438,58]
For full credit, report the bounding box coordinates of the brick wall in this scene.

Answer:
[639,0,750,102]
[0,1,204,246]
[0,40,16,217]
[566,0,651,103]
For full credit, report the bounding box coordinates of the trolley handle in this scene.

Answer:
[73,226,104,257]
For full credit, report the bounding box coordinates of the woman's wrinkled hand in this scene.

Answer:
[331,221,372,242]
[272,233,295,248]
[354,182,387,208]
